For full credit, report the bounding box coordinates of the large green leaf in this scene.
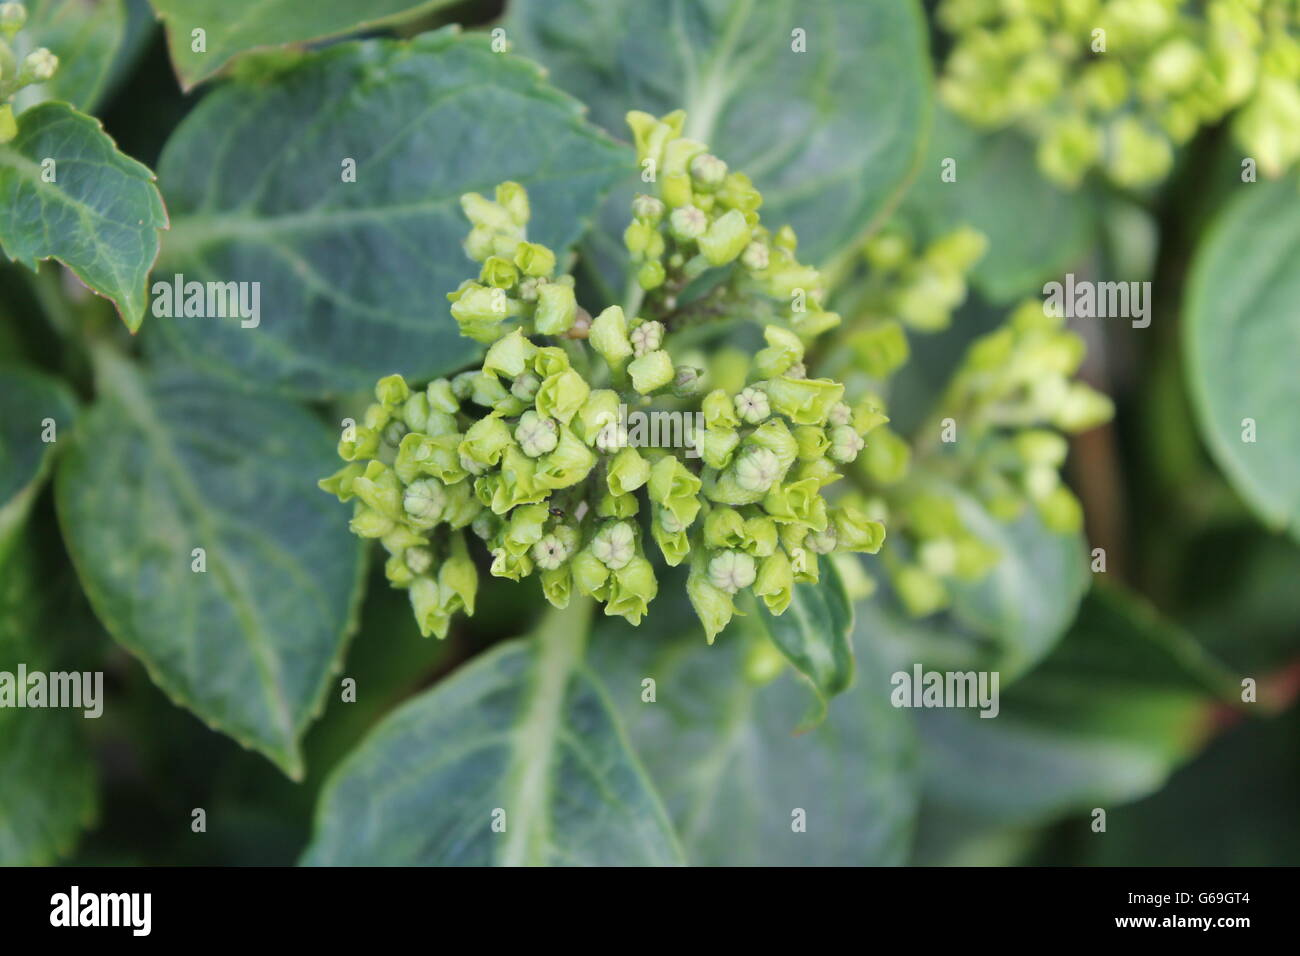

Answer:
[587,588,917,865]
[149,29,632,398]
[900,107,1096,304]
[508,0,931,271]
[149,0,457,89]
[302,599,684,865]
[0,535,97,865]
[864,492,1089,683]
[0,103,168,332]
[55,349,366,778]
[910,587,1226,863]
[13,0,129,112]
[1184,173,1300,542]
[755,558,854,729]
[0,362,77,567]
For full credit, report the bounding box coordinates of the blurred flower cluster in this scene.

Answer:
[0,2,59,142]
[938,0,1300,186]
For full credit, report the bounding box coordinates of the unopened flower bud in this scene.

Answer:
[708,549,757,594]
[828,424,864,463]
[733,387,770,424]
[689,152,728,190]
[733,446,781,493]
[741,241,770,271]
[630,320,664,357]
[516,410,559,458]
[404,479,447,524]
[632,193,666,222]
[669,204,707,241]
[531,533,570,570]
[511,372,541,402]
[591,522,636,570]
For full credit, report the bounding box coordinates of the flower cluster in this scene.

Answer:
[938,0,1300,187]
[322,112,886,642]
[849,299,1113,617]
[0,3,59,143]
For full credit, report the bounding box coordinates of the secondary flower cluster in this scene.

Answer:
[322,112,886,642]
[938,0,1300,186]
[0,3,59,142]
[850,299,1113,618]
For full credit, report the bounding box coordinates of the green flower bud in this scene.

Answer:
[832,505,885,553]
[698,209,750,266]
[701,388,740,428]
[754,550,795,614]
[480,255,519,290]
[374,373,410,409]
[1054,382,1113,432]
[352,461,403,521]
[648,455,703,529]
[607,446,651,496]
[746,418,799,473]
[849,320,910,379]
[534,282,577,335]
[708,549,757,594]
[671,365,704,398]
[409,576,451,638]
[793,426,830,462]
[534,427,597,490]
[449,283,520,342]
[703,507,747,550]
[578,308,629,373]
[595,490,638,519]
[742,515,779,557]
[1037,114,1100,188]
[626,109,684,168]
[661,170,693,208]
[461,191,516,233]
[754,325,804,379]
[591,521,636,570]
[571,547,611,599]
[514,241,555,277]
[460,414,513,467]
[494,181,530,226]
[536,565,570,609]
[515,410,559,458]
[670,204,708,241]
[490,547,533,581]
[858,426,910,485]
[762,477,828,532]
[807,524,837,554]
[426,378,459,414]
[319,462,366,502]
[350,503,396,538]
[717,172,762,215]
[638,259,667,290]
[828,424,865,464]
[606,555,658,625]
[764,375,844,425]
[535,368,590,424]
[628,349,675,394]
[702,426,740,469]
[687,558,736,643]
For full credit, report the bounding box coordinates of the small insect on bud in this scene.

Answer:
[708,549,756,594]
[669,204,708,242]
[516,410,560,458]
[689,153,729,191]
[630,320,665,357]
[741,241,770,271]
[733,387,770,424]
[632,193,666,222]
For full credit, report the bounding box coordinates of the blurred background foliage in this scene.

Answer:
[0,0,1296,865]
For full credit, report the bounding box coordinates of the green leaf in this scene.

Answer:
[13,0,128,111]
[865,492,1089,683]
[900,107,1096,303]
[586,587,917,865]
[0,535,97,865]
[0,102,168,332]
[0,362,77,567]
[755,558,853,730]
[55,349,365,778]
[148,0,458,89]
[302,599,685,865]
[508,0,932,268]
[150,29,631,397]
[910,586,1223,863]
[1184,173,1300,542]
